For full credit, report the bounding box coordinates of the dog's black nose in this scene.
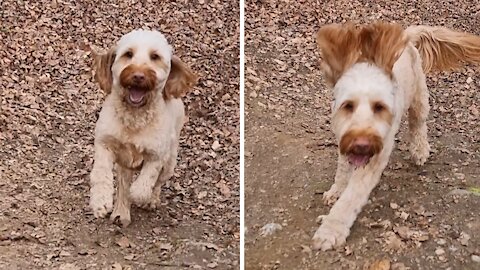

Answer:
[132,72,145,83]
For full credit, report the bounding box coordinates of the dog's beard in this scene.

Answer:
[339,128,383,168]
[119,65,158,108]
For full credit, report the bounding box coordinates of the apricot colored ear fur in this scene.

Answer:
[316,23,362,86]
[316,22,407,85]
[93,48,116,94]
[359,22,408,75]
[164,56,198,99]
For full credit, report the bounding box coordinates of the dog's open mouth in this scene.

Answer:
[347,154,372,167]
[127,87,148,106]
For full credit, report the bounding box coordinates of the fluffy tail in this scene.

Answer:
[406,25,480,73]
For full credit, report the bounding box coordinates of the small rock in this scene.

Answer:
[207,262,218,268]
[436,239,446,245]
[459,232,470,246]
[259,223,282,236]
[390,203,399,209]
[435,247,445,256]
[344,245,353,256]
[211,141,221,151]
[112,263,122,270]
[249,91,258,98]
[400,212,409,220]
[454,173,465,180]
[466,77,473,84]
[124,254,135,261]
[447,189,471,196]
[59,250,71,257]
[471,255,480,263]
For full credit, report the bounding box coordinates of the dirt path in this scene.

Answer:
[245,1,479,269]
[0,1,239,269]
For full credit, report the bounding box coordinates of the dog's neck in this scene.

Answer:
[112,93,165,132]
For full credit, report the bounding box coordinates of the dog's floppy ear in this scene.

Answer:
[164,56,198,99]
[359,22,408,76]
[93,48,116,94]
[316,23,362,86]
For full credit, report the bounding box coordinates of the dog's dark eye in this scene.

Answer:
[150,53,160,61]
[123,51,133,59]
[342,101,355,112]
[373,102,385,113]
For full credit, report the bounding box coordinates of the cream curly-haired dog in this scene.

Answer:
[313,22,480,250]
[89,30,197,227]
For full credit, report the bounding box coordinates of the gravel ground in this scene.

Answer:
[0,0,239,269]
[245,1,479,269]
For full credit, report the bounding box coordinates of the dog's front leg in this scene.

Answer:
[89,143,115,218]
[323,155,353,205]
[312,147,392,251]
[129,160,162,206]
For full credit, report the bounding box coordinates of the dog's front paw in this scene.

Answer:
[312,221,349,251]
[410,136,430,166]
[110,204,131,227]
[89,187,113,218]
[323,184,345,205]
[137,196,161,210]
[129,181,153,206]
[411,143,430,166]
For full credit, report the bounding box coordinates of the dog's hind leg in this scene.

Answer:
[110,165,134,227]
[408,75,430,166]
[323,155,352,205]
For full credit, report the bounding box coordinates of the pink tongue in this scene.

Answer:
[129,89,145,103]
[348,154,370,167]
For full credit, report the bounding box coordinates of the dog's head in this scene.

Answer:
[93,30,197,107]
[316,22,406,167]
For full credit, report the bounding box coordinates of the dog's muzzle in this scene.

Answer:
[339,129,383,167]
[120,65,157,107]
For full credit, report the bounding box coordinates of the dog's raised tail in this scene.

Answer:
[406,25,480,73]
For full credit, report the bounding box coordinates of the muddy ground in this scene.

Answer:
[0,0,239,269]
[245,1,479,269]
